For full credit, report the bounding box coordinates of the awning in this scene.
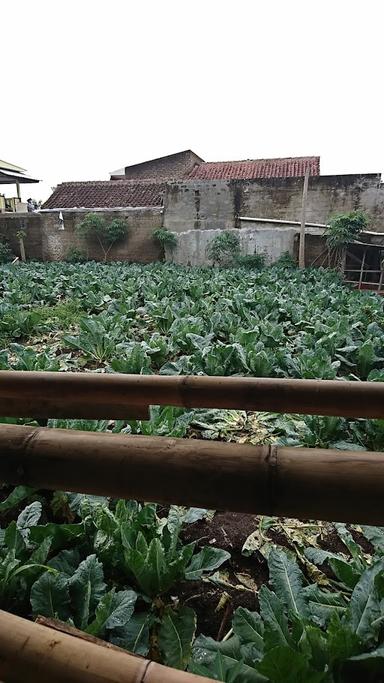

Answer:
[0,168,39,184]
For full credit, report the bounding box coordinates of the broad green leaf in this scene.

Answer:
[334,523,363,561]
[183,508,209,524]
[185,547,230,580]
[29,523,84,552]
[268,549,308,616]
[69,554,106,630]
[328,558,361,590]
[327,613,362,665]
[16,501,42,530]
[4,521,26,557]
[232,607,264,652]
[30,536,52,565]
[111,612,151,656]
[159,606,197,670]
[258,586,292,649]
[30,572,71,620]
[360,525,384,553]
[303,585,347,627]
[86,589,137,637]
[48,548,81,576]
[0,486,36,512]
[257,645,324,683]
[344,560,384,645]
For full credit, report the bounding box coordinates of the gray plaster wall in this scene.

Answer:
[164,180,235,232]
[166,222,323,266]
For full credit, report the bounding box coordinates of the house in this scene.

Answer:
[0,160,39,212]
[43,151,320,210]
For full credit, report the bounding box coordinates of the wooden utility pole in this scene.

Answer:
[299,168,310,268]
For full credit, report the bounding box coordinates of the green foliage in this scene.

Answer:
[326,211,369,249]
[65,246,87,263]
[76,213,128,261]
[206,231,241,266]
[191,547,384,682]
[153,227,178,254]
[237,252,266,269]
[274,251,297,268]
[0,240,13,264]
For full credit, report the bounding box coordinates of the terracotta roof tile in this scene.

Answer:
[42,180,165,209]
[187,156,320,181]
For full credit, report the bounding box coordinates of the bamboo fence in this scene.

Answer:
[0,371,383,418]
[0,371,384,682]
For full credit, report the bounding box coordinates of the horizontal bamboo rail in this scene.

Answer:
[0,610,212,683]
[1,423,383,524]
[0,371,384,418]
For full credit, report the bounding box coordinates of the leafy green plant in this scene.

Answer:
[153,228,178,259]
[0,240,13,264]
[63,314,124,362]
[206,231,241,267]
[237,252,266,269]
[65,246,87,263]
[76,213,128,261]
[326,211,369,250]
[190,547,384,682]
[274,251,297,268]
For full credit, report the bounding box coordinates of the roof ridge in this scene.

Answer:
[200,155,320,165]
[55,179,167,187]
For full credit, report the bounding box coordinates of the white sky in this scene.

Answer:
[1,0,384,202]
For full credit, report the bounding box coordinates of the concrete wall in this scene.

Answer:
[164,174,384,233]
[164,180,236,232]
[0,208,163,262]
[167,220,324,266]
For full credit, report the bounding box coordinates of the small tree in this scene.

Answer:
[153,228,178,261]
[76,213,128,261]
[206,231,240,267]
[326,211,368,271]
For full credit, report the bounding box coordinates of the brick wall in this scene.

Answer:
[0,214,43,259]
[112,150,204,181]
[0,208,163,262]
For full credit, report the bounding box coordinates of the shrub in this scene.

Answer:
[326,211,368,250]
[206,231,240,266]
[76,213,128,261]
[153,228,178,259]
[273,251,297,268]
[65,246,87,263]
[0,240,13,264]
[237,252,266,269]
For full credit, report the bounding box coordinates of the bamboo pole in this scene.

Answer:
[298,168,310,268]
[1,424,384,524]
[0,610,212,683]
[0,371,384,419]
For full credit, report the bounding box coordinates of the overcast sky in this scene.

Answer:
[2,0,384,202]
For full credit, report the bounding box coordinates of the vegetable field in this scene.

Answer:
[1,261,384,681]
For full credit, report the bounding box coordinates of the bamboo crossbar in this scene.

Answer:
[1,423,384,525]
[0,371,384,418]
[0,610,212,683]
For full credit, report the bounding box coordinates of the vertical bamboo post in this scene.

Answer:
[358,248,367,289]
[378,268,384,293]
[19,236,26,262]
[298,168,310,268]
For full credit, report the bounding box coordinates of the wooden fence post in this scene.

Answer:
[299,168,310,268]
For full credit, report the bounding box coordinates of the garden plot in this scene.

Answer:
[1,261,384,681]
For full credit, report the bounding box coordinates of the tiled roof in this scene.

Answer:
[42,180,165,209]
[187,156,320,181]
